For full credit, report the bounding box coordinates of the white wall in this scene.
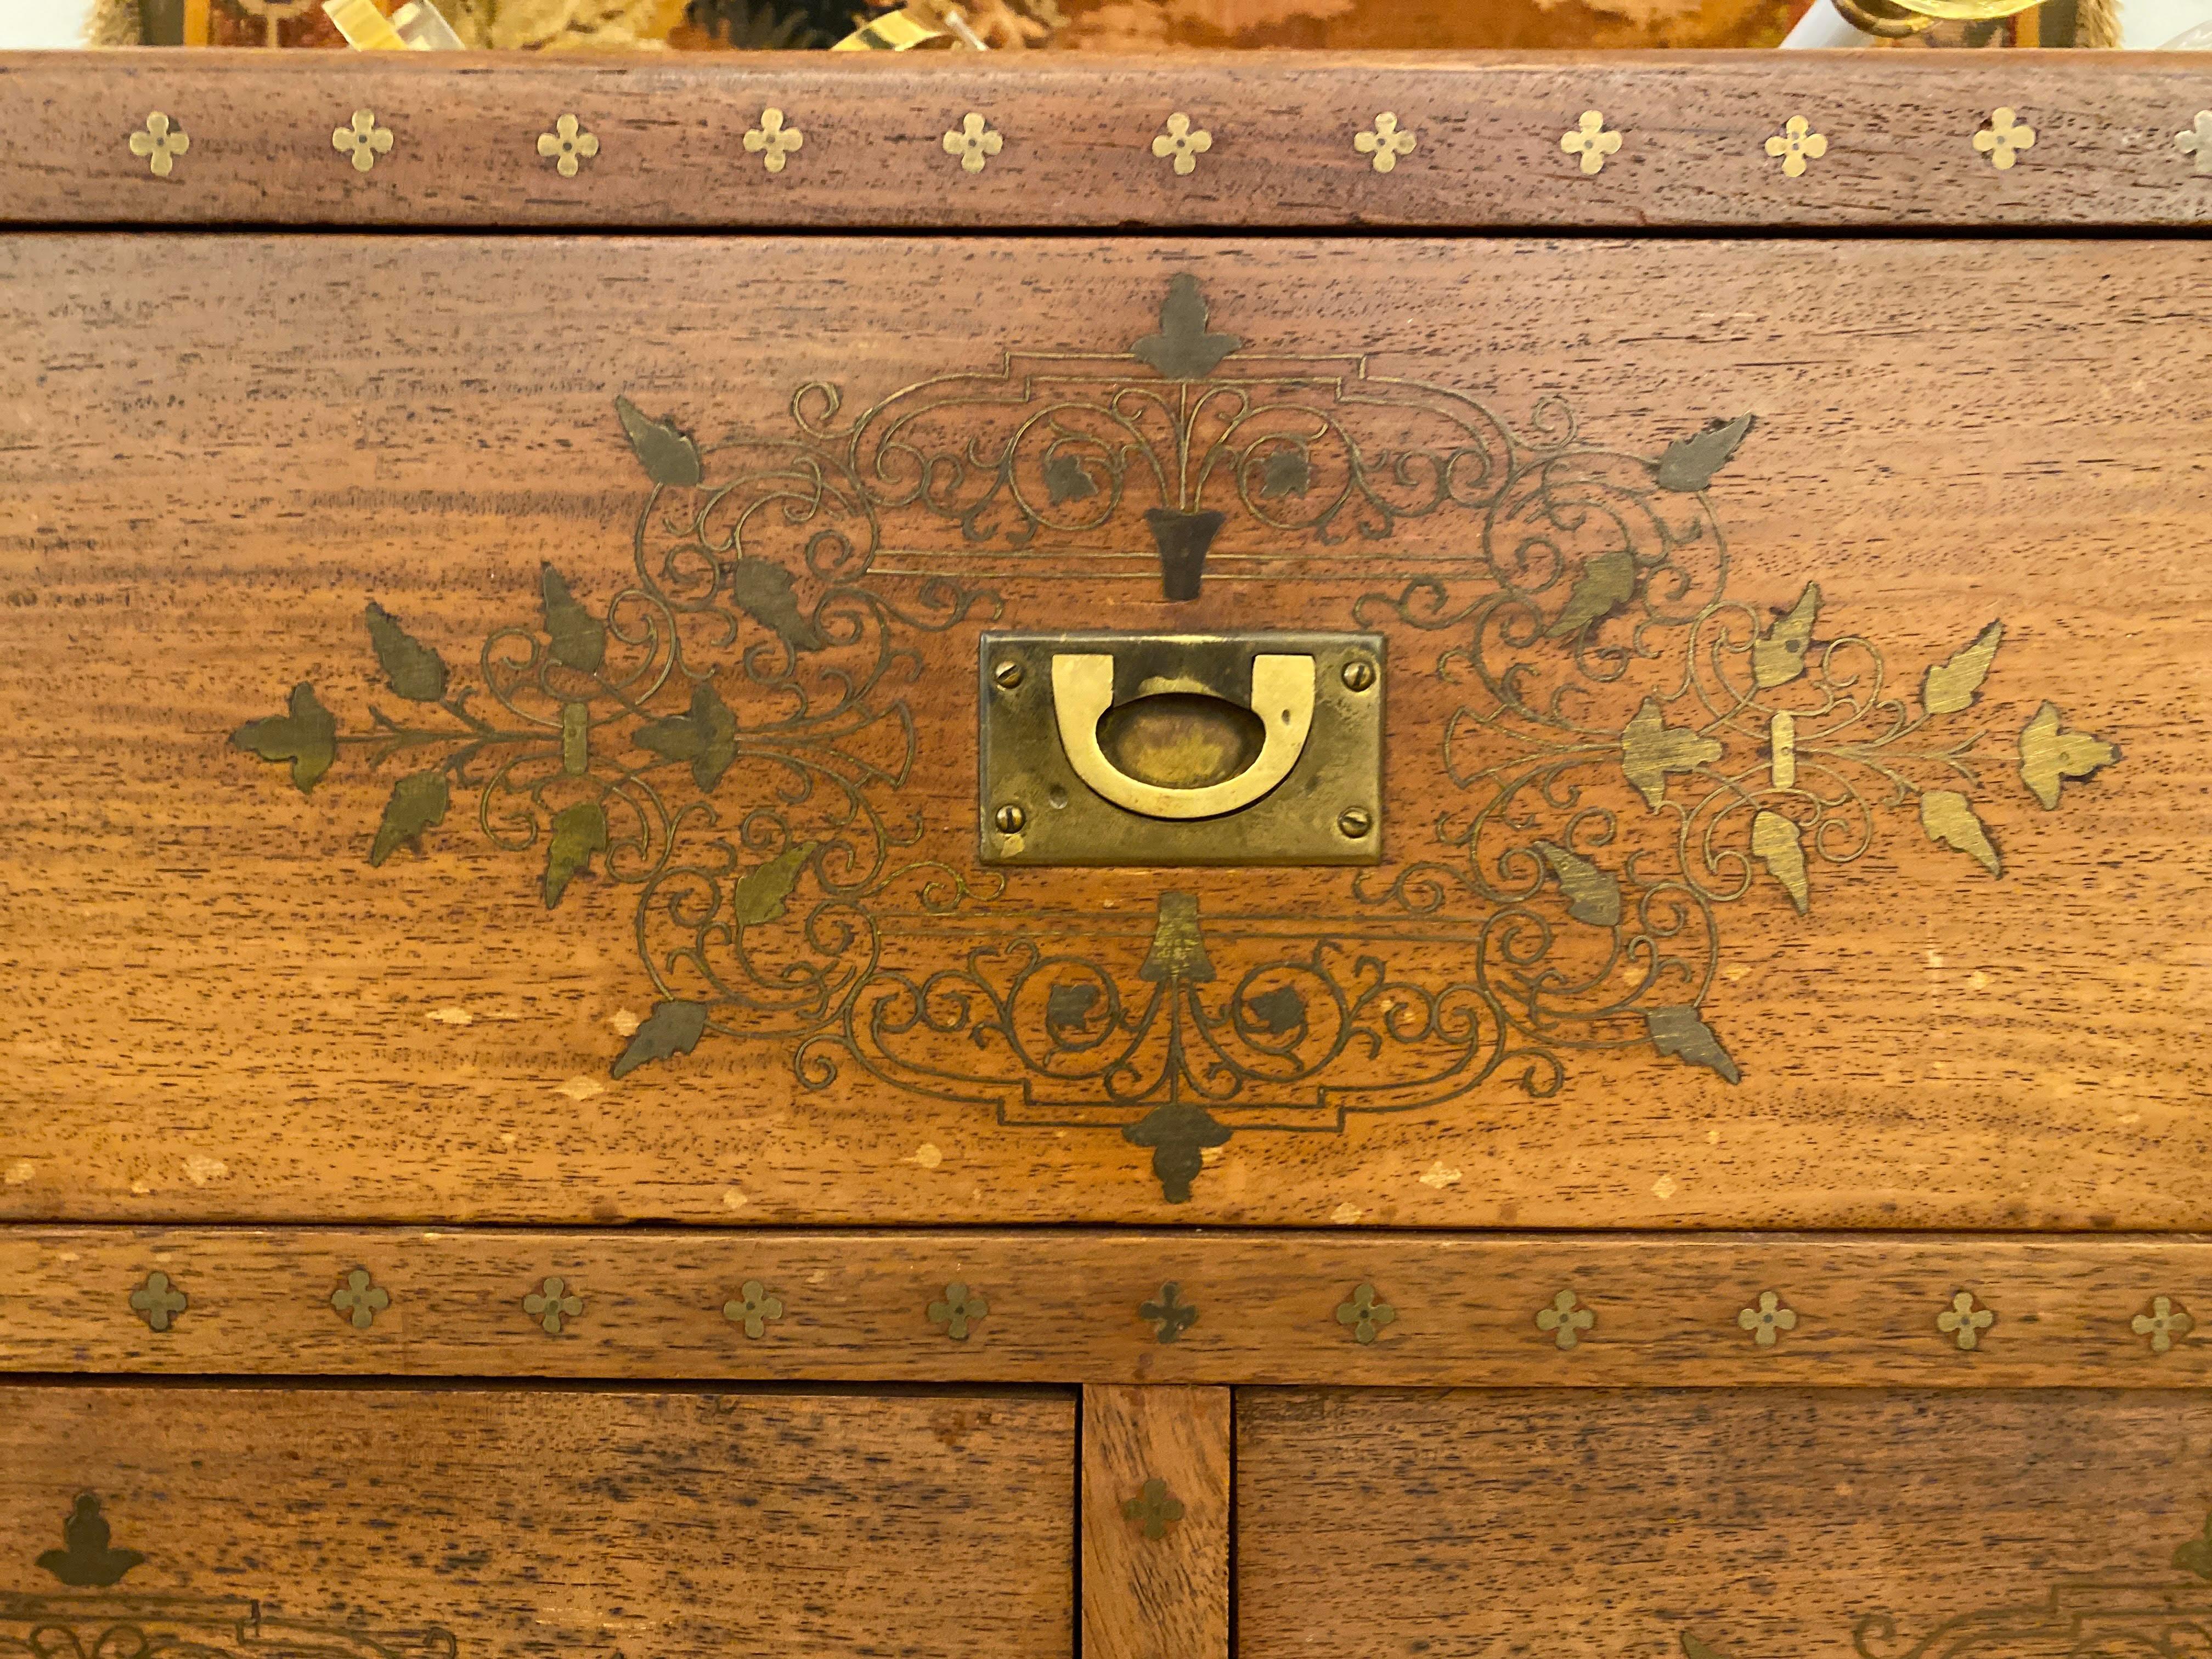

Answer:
[1,0,98,47]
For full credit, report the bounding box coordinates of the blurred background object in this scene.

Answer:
[36,0,2186,53]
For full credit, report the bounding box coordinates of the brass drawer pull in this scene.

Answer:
[1049,651,1314,822]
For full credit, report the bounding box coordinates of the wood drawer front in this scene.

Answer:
[1235,1387,2212,1659]
[0,1386,1074,1659]
[3,233,2204,1230]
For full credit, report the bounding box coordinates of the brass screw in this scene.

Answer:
[995,803,1028,834]
[1340,658,1377,692]
[993,659,1025,690]
[1338,806,1373,838]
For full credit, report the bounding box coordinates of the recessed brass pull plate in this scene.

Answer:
[980,630,1383,866]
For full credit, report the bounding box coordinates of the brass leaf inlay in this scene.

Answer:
[1751,583,1820,688]
[1140,1281,1199,1343]
[1921,620,2004,715]
[1750,809,1810,913]
[723,1278,785,1338]
[1621,696,1723,810]
[37,1496,144,1588]
[2178,112,2212,173]
[1335,1283,1396,1344]
[523,1275,583,1335]
[329,1266,391,1330]
[1920,788,2000,877]
[127,1272,187,1334]
[2019,701,2120,810]
[1737,1290,1798,1347]
[928,1281,989,1340]
[1535,840,1623,928]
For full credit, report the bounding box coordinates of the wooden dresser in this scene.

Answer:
[2,46,2209,1659]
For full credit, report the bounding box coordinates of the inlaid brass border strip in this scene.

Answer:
[2,1227,2205,1386]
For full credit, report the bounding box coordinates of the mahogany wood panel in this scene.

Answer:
[3,234,2206,1228]
[1235,1387,2212,1659]
[11,52,2212,229]
[4,1228,2212,1386]
[0,1385,1076,1659]
[1080,1386,1230,1659]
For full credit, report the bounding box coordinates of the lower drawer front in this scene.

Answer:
[0,1387,1074,1659]
[1235,1387,2212,1659]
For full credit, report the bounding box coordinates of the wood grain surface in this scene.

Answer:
[3,233,2205,1229]
[1235,1387,2212,1659]
[5,1228,2212,1386]
[0,1385,1075,1659]
[1081,1386,1229,1659]
[11,52,2212,228]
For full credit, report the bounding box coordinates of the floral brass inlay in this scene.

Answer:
[523,1275,583,1335]
[1764,116,1827,178]
[331,109,393,174]
[127,112,188,179]
[1122,1477,1185,1539]
[2176,112,2212,173]
[1937,1289,1994,1351]
[928,1282,989,1340]
[537,113,600,177]
[1737,1290,1797,1347]
[2019,702,2120,808]
[743,108,803,174]
[1973,108,2035,170]
[330,1267,391,1330]
[1536,1288,1596,1350]
[127,1272,187,1334]
[2132,1295,2193,1354]
[1335,1283,1396,1344]
[234,275,2126,1203]
[1353,113,1417,173]
[724,1279,785,1338]
[943,112,1004,174]
[1140,1282,1199,1343]
[1561,111,1622,175]
[36,1496,144,1588]
[1152,112,1212,176]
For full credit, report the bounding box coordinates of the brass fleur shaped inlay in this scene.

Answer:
[1122,1477,1184,1541]
[127,112,189,179]
[723,1278,785,1339]
[523,1274,583,1335]
[2018,702,2120,809]
[1973,108,2035,170]
[1561,111,1622,176]
[1536,1288,1596,1350]
[127,1271,188,1333]
[742,108,803,175]
[1152,112,1212,176]
[330,1266,391,1330]
[332,109,394,174]
[1139,1281,1199,1344]
[1937,1289,1995,1351]
[1764,116,1827,178]
[1737,1290,1798,1347]
[928,1281,988,1340]
[2134,1295,2194,1355]
[2177,112,2212,173]
[943,112,1003,175]
[1335,1282,1396,1344]
[1353,112,1417,174]
[537,114,599,177]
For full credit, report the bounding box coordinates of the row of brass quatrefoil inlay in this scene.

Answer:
[118,1269,2197,1355]
[121,105,2212,180]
